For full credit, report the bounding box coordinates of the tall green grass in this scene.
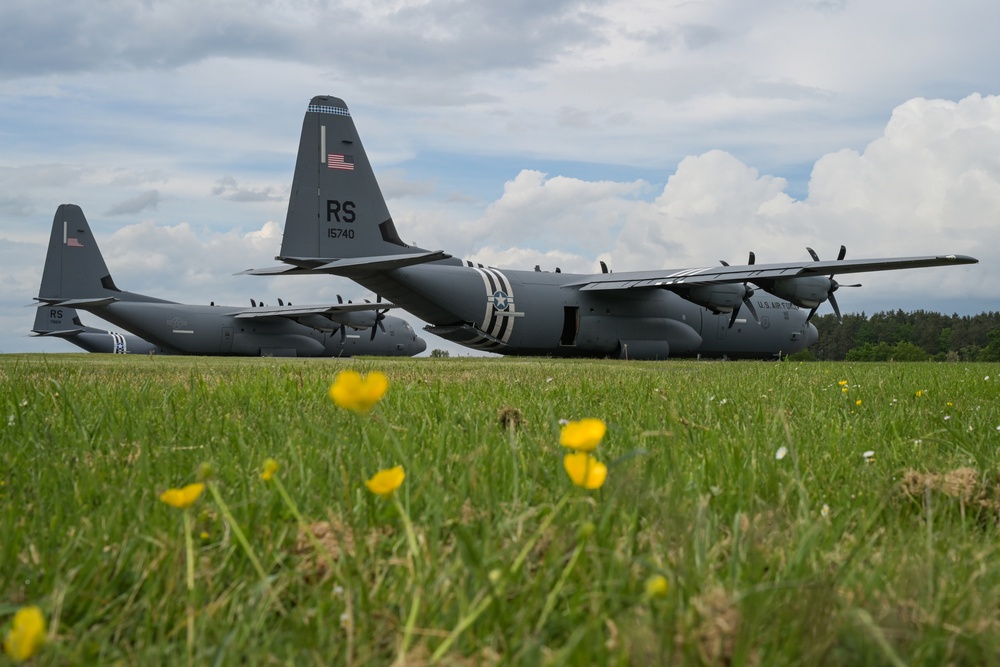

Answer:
[2,355,1000,664]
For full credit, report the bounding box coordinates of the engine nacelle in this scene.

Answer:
[762,276,833,309]
[677,283,749,313]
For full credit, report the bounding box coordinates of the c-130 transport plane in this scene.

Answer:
[35,204,427,357]
[244,95,978,360]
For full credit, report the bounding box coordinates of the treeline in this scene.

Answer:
[793,310,1000,361]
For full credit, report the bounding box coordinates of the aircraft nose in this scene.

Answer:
[805,322,819,347]
[411,337,427,355]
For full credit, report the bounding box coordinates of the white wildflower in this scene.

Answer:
[775,446,788,460]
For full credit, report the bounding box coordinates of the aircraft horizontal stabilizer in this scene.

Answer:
[237,265,323,276]
[567,254,978,291]
[242,251,452,278]
[30,328,85,338]
[33,296,120,309]
[314,250,451,272]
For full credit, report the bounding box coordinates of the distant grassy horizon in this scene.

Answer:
[3,354,1000,664]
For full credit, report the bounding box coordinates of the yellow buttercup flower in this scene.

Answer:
[838,380,848,387]
[645,574,669,599]
[329,370,389,414]
[260,458,280,482]
[365,465,405,498]
[563,452,607,490]
[3,605,46,663]
[159,483,205,510]
[559,418,607,452]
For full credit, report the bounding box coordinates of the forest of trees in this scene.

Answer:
[791,310,1000,361]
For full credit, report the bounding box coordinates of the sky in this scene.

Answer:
[2,0,998,355]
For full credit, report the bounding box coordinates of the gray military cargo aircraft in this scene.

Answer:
[243,95,978,360]
[35,204,427,357]
[32,305,171,354]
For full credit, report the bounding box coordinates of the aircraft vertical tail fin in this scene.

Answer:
[36,204,167,304]
[31,305,88,336]
[279,96,429,265]
[38,204,119,301]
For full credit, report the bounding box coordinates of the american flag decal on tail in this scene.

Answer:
[328,154,355,171]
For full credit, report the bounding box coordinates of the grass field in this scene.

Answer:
[3,354,1000,665]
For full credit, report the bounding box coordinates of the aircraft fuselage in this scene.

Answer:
[88,302,425,357]
[355,262,817,359]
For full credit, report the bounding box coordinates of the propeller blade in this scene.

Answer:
[728,305,740,328]
[743,294,759,324]
[829,293,843,323]
[748,251,755,265]
[837,244,847,262]
[806,247,820,262]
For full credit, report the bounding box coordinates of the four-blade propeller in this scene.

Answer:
[365,296,389,341]
[804,245,861,323]
[719,252,760,328]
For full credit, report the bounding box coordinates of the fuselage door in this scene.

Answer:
[560,306,579,346]
[221,327,234,353]
[716,314,728,340]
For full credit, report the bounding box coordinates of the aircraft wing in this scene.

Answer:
[564,254,978,291]
[233,302,395,319]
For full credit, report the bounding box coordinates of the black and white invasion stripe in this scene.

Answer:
[109,331,127,354]
[469,266,515,351]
